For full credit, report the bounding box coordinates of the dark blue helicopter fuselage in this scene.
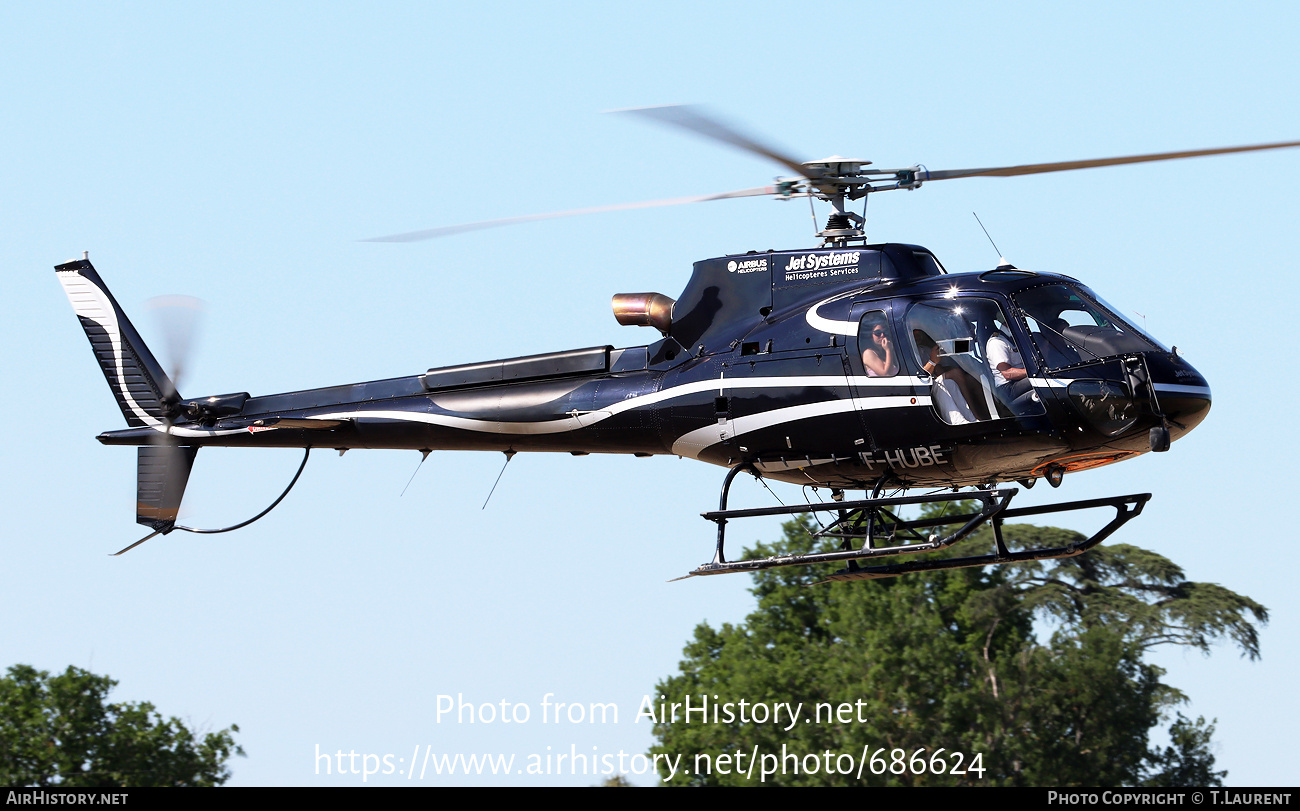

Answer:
[79,242,1209,491]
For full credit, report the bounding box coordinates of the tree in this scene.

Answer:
[650,513,1266,786]
[0,664,244,787]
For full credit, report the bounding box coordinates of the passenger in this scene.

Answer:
[914,331,978,425]
[861,315,899,377]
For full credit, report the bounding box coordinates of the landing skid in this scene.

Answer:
[677,466,1150,581]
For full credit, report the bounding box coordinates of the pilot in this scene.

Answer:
[861,315,899,377]
[986,327,1032,406]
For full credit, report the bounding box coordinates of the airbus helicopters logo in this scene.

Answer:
[727,258,768,274]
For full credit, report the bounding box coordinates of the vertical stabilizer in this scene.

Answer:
[55,258,176,427]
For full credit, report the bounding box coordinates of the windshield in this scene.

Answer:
[1087,290,1172,352]
[1014,283,1158,368]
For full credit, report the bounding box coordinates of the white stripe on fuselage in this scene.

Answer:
[121,372,925,444]
[179,377,1212,443]
[1030,378,1211,399]
[1153,383,1212,397]
[804,290,862,336]
[299,374,923,448]
[670,395,924,458]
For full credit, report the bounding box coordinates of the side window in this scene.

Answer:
[857,310,899,377]
[905,298,1044,424]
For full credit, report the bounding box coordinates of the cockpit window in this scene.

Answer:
[904,297,1044,425]
[1014,284,1157,368]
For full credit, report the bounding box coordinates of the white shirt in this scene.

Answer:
[986,332,1023,386]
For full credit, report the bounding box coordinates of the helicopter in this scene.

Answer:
[55,107,1299,579]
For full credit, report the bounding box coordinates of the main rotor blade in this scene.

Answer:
[610,105,813,179]
[362,186,776,242]
[923,139,1300,182]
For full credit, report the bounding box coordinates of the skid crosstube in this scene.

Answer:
[681,485,1150,581]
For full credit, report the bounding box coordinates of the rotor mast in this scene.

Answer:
[797,156,927,246]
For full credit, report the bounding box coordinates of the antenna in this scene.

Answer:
[482,450,517,509]
[400,449,432,497]
[973,212,1010,267]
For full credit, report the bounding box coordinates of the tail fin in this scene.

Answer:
[136,444,198,532]
[55,258,177,427]
[105,443,201,555]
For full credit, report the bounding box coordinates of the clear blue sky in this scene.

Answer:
[3,1,1297,785]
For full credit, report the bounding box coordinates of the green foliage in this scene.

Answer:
[651,516,1264,786]
[1143,714,1226,787]
[0,664,243,787]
